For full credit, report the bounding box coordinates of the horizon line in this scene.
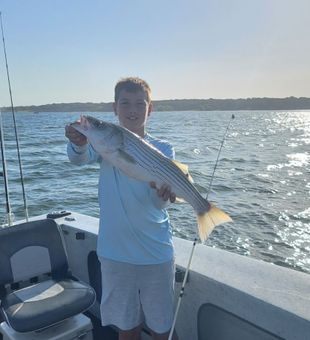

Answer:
[1,95,310,108]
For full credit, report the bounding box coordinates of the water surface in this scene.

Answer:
[1,110,309,273]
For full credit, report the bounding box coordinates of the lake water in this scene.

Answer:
[1,110,309,274]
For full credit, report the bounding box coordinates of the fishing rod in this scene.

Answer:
[0,111,14,226]
[168,113,235,340]
[0,12,29,221]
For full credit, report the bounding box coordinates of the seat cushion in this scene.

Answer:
[1,279,96,332]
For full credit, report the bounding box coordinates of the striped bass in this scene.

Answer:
[71,115,232,241]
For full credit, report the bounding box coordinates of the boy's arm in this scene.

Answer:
[66,124,100,165]
[67,142,100,165]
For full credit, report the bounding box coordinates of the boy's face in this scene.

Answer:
[114,89,152,137]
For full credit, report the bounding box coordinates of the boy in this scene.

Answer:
[65,77,178,340]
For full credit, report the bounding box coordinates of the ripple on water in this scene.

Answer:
[1,110,310,274]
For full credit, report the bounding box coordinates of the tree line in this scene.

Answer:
[2,97,310,113]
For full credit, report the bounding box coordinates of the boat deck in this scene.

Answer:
[0,212,309,340]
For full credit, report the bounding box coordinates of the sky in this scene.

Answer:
[0,0,309,106]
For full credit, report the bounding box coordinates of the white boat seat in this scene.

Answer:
[0,219,96,333]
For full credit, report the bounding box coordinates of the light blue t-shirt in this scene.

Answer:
[67,133,175,265]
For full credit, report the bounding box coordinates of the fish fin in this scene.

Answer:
[197,203,232,242]
[117,149,137,164]
[172,160,194,183]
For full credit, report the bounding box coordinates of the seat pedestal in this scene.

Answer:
[0,313,93,340]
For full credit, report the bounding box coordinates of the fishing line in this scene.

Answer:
[0,111,14,226]
[168,113,235,340]
[206,114,235,200]
[0,12,29,221]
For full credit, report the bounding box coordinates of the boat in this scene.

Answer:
[0,13,309,340]
[0,210,309,340]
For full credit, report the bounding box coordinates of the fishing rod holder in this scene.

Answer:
[46,210,72,219]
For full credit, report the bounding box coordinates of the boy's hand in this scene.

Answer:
[150,182,176,203]
[65,122,87,146]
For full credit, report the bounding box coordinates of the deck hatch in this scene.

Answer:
[198,303,284,340]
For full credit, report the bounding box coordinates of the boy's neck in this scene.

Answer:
[131,127,146,138]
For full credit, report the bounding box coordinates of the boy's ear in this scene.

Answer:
[148,102,153,116]
[113,102,117,115]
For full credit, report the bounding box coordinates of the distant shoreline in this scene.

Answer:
[1,97,310,113]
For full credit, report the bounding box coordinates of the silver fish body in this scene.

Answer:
[72,115,231,241]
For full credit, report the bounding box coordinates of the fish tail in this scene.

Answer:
[197,203,232,242]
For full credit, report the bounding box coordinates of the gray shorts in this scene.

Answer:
[99,257,175,334]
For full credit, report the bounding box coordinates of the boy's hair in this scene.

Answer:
[114,77,151,103]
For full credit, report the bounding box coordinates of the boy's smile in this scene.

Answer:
[114,90,152,137]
